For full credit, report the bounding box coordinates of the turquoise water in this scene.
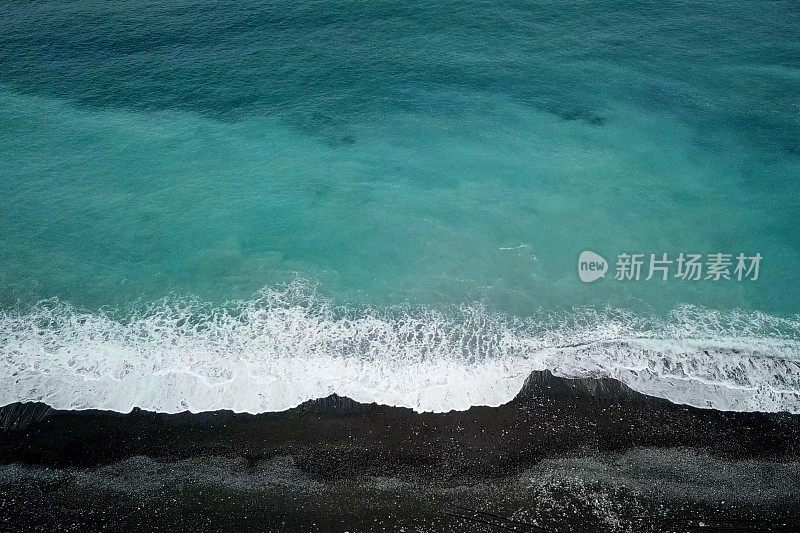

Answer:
[1,1,799,412]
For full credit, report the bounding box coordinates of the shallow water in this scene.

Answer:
[1,1,798,412]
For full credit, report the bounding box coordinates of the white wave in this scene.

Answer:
[1,282,798,413]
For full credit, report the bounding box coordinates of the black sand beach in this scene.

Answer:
[1,371,799,532]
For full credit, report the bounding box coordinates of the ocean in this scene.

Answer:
[1,0,799,414]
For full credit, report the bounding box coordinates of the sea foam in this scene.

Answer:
[1,282,798,414]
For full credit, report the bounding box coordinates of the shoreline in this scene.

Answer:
[1,371,799,531]
[2,370,799,468]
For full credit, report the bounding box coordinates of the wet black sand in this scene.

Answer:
[1,371,799,532]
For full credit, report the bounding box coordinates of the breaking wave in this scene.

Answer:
[1,281,799,413]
